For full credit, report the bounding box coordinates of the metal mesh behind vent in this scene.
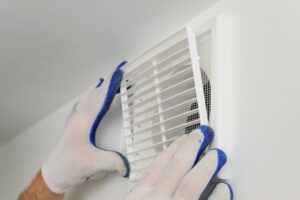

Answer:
[120,29,211,181]
[185,68,211,134]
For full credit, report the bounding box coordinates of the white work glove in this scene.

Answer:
[42,61,130,194]
[124,125,233,200]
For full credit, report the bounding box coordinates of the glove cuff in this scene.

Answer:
[41,162,69,194]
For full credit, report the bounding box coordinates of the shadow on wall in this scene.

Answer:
[95,96,125,152]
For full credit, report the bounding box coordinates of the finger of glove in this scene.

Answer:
[88,65,123,120]
[73,79,103,114]
[139,134,188,187]
[90,148,130,178]
[88,64,124,146]
[74,60,125,116]
[173,149,227,200]
[208,183,233,200]
[154,126,214,197]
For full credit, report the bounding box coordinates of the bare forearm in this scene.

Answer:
[18,171,64,200]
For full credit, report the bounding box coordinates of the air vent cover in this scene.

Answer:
[120,28,211,181]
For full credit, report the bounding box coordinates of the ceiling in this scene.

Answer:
[0,0,218,146]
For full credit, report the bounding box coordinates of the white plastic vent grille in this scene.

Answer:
[120,28,211,181]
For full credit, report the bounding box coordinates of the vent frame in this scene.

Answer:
[120,14,231,182]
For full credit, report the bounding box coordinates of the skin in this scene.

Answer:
[18,171,64,200]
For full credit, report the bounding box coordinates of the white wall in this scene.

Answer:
[1,0,300,199]
[0,100,73,199]
[222,0,300,199]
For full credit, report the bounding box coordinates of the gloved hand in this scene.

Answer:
[124,126,233,200]
[41,61,130,194]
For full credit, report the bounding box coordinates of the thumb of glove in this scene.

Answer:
[88,148,130,180]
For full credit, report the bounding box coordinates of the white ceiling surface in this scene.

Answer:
[0,0,218,145]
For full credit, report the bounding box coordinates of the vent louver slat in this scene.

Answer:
[121,28,211,181]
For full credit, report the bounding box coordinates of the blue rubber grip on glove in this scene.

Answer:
[89,61,130,178]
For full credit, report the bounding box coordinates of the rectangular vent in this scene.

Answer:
[121,28,211,181]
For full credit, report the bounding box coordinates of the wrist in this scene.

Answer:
[18,170,64,200]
